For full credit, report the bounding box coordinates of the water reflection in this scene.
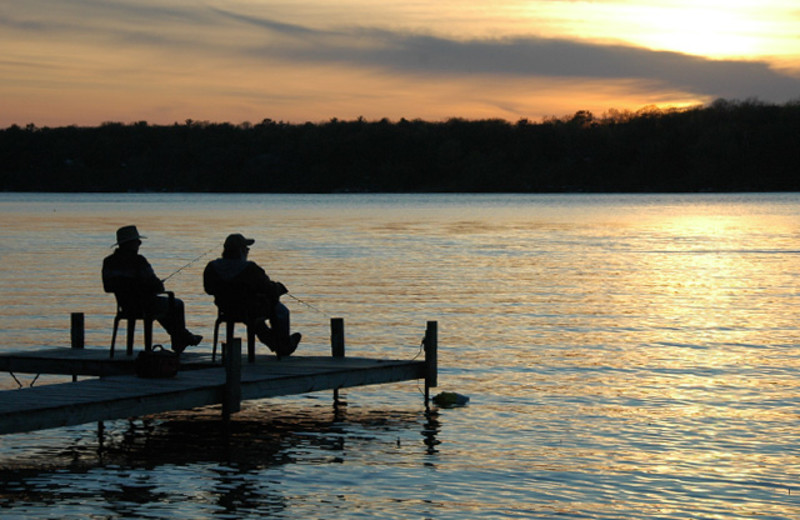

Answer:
[2,193,800,519]
[422,409,441,456]
[0,401,439,517]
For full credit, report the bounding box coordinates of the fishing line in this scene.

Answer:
[161,245,218,283]
[286,292,330,318]
[411,336,425,361]
[162,243,332,319]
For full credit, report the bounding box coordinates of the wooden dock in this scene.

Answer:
[0,318,438,436]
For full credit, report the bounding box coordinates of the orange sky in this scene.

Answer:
[2,1,799,127]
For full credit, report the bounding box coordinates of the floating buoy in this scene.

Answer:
[432,392,469,408]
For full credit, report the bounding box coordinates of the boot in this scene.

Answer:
[276,333,301,358]
[172,330,202,354]
[254,322,279,352]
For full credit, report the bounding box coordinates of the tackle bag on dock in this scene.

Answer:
[135,345,179,378]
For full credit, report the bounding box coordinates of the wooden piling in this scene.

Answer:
[222,338,242,420]
[71,313,84,382]
[424,321,438,404]
[70,313,84,350]
[331,318,345,358]
[331,318,345,404]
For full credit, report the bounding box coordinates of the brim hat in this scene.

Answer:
[114,225,146,246]
[224,233,255,251]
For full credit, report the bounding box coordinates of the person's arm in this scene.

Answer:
[139,257,166,294]
[249,263,286,302]
[102,253,163,302]
[101,256,119,293]
[203,262,218,295]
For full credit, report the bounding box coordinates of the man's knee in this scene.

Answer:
[274,303,289,320]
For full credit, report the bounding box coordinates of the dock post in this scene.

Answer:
[331,318,345,358]
[331,318,345,405]
[71,313,84,350]
[424,321,438,405]
[97,420,105,451]
[222,338,242,421]
[71,313,84,382]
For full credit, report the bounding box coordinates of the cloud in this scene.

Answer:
[209,8,800,102]
[208,6,322,38]
[4,2,800,126]
[6,3,799,103]
[299,32,800,102]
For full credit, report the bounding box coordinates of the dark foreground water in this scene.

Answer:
[0,192,798,519]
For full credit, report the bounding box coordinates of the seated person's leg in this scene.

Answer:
[152,295,184,338]
[153,295,201,352]
[252,303,300,356]
[270,302,291,343]
[252,317,277,349]
[271,303,300,356]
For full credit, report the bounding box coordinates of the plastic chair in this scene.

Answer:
[212,307,257,363]
[110,291,174,358]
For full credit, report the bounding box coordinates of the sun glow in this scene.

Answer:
[616,2,774,59]
[3,1,800,127]
[522,0,800,62]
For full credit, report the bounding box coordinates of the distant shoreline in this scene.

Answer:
[3,98,799,193]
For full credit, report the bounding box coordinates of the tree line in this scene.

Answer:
[2,98,799,193]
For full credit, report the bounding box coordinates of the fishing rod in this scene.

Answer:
[287,292,329,317]
[161,245,218,283]
[161,243,330,317]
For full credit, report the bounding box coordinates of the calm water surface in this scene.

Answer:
[0,192,798,519]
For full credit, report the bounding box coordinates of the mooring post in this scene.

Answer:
[97,420,105,450]
[71,313,84,382]
[331,318,345,404]
[331,317,345,358]
[222,338,242,421]
[424,321,438,405]
[71,312,84,350]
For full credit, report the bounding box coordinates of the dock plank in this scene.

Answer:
[0,356,428,435]
[0,320,438,436]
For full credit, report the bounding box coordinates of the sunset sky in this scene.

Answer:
[3,0,800,127]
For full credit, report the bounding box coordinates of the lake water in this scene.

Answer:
[0,192,798,519]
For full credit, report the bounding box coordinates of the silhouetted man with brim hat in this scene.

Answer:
[204,233,301,357]
[103,225,202,353]
[114,225,146,245]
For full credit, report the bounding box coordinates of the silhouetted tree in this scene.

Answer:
[2,99,800,193]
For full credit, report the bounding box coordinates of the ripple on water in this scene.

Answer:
[1,193,800,519]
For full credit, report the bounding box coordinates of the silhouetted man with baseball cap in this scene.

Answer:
[204,233,301,357]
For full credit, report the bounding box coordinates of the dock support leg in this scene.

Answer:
[97,420,105,451]
[71,313,85,350]
[424,321,438,407]
[71,313,84,382]
[223,338,242,422]
[331,318,345,358]
[331,318,345,405]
